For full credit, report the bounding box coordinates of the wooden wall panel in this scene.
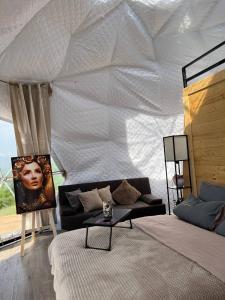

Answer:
[183,69,225,196]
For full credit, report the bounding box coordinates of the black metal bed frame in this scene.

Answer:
[182,40,225,88]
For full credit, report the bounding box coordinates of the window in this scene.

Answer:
[0,120,19,243]
[0,120,64,245]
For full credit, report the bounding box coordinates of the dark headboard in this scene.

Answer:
[58,177,151,206]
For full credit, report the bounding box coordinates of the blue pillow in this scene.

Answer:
[199,182,225,202]
[215,221,225,237]
[66,189,82,211]
[173,194,225,230]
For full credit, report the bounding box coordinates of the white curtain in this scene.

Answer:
[10,83,51,226]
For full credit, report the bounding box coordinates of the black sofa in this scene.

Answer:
[58,177,166,230]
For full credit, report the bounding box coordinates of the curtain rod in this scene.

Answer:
[0,79,51,86]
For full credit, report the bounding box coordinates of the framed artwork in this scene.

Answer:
[11,154,56,214]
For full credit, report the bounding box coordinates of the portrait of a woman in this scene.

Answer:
[12,155,56,214]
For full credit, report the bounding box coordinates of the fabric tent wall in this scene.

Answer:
[51,82,183,200]
[0,0,225,202]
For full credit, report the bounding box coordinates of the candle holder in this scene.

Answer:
[103,201,113,221]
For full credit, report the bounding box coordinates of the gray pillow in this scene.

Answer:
[173,194,225,230]
[215,220,225,237]
[66,189,82,211]
[79,189,103,213]
[199,182,225,202]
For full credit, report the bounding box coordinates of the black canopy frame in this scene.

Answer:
[182,40,225,88]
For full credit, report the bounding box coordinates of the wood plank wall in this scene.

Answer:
[183,69,225,196]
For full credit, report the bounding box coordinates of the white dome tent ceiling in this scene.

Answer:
[0,0,225,200]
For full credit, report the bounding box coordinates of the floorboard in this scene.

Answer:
[0,233,55,300]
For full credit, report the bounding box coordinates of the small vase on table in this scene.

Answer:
[103,201,113,221]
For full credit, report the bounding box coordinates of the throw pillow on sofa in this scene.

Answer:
[98,186,116,205]
[66,189,82,211]
[112,180,141,205]
[79,189,103,212]
[173,194,225,230]
[140,194,162,205]
[214,205,225,229]
[215,220,225,237]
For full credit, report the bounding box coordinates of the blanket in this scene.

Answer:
[49,218,225,300]
[134,215,225,283]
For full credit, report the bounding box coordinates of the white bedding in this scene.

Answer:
[49,216,225,300]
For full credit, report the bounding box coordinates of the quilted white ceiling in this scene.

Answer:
[0,0,224,116]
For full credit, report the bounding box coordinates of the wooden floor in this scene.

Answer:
[0,233,56,300]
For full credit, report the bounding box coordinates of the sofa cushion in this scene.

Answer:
[215,220,225,237]
[199,181,225,202]
[60,209,102,230]
[98,186,116,205]
[140,194,162,205]
[173,194,225,230]
[60,205,80,216]
[79,189,103,212]
[112,180,141,205]
[65,189,82,211]
[115,200,149,209]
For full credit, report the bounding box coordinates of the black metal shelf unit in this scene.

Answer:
[168,186,191,190]
[163,135,192,214]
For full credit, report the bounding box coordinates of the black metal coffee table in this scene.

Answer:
[83,208,132,251]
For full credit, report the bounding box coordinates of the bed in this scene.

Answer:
[48,215,225,300]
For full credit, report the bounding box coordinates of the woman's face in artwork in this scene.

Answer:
[20,162,43,190]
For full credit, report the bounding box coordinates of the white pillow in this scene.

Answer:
[98,186,115,205]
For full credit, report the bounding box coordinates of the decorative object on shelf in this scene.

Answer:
[163,135,192,214]
[172,174,184,188]
[103,201,113,221]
